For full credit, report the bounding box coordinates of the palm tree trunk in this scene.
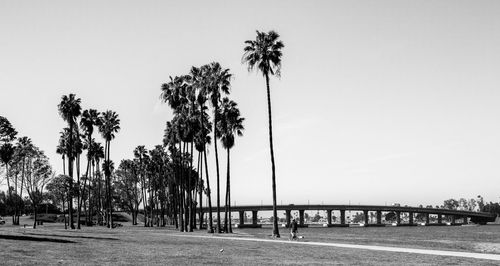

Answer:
[188,141,194,232]
[224,148,229,233]
[63,200,67,229]
[265,73,280,238]
[62,155,66,175]
[68,120,75,229]
[80,156,91,226]
[227,148,232,233]
[77,155,82,229]
[5,164,11,197]
[108,140,113,228]
[213,109,221,233]
[197,151,203,230]
[203,148,214,233]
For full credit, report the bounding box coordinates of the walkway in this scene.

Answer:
[171,233,500,261]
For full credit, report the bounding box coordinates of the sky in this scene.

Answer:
[1,0,499,208]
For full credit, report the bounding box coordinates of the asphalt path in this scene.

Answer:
[171,233,500,261]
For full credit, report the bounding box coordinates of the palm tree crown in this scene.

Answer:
[242,30,284,77]
[58,94,82,125]
[98,111,120,141]
[217,97,244,150]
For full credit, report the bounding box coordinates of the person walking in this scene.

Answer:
[290,218,298,240]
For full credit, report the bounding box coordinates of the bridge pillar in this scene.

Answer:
[252,210,258,225]
[451,215,456,224]
[376,211,382,225]
[396,211,401,225]
[426,213,430,224]
[299,210,305,226]
[409,212,414,225]
[462,216,468,225]
[285,210,291,227]
[437,214,442,224]
[340,210,346,225]
[327,210,332,225]
[239,211,245,226]
[363,210,369,225]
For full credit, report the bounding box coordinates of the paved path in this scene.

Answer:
[171,233,500,261]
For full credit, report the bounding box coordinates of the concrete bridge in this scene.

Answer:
[199,204,496,228]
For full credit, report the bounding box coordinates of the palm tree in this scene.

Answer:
[79,109,100,227]
[58,94,82,229]
[98,110,120,228]
[205,62,231,232]
[242,30,284,237]
[217,97,244,233]
[92,141,105,224]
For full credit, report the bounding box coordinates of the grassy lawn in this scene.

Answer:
[1,217,499,265]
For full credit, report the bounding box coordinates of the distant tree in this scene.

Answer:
[385,212,396,222]
[458,198,469,210]
[311,212,322,223]
[467,198,477,211]
[25,151,53,228]
[352,212,364,223]
[477,195,485,212]
[442,199,459,210]
[114,159,142,225]
[46,175,71,228]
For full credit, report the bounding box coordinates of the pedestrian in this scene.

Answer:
[290,218,298,240]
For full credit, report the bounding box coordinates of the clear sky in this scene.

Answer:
[1,0,499,207]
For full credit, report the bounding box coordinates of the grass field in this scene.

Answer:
[1,216,500,265]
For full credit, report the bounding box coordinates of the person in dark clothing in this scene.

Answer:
[290,219,298,240]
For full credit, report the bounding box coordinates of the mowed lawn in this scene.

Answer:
[1,218,500,265]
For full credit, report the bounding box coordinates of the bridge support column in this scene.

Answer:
[239,211,245,226]
[327,210,332,225]
[409,212,414,225]
[426,213,430,225]
[299,210,305,226]
[340,210,346,225]
[285,210,291,227]
[363,210,369,225]
[396,211,401,225]
[462,216,468,225]
[376,211,382,225]
[451,215,456,224]
[437,214,442,224]
[252,210,258,225]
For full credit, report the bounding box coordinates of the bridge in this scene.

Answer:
[199,204,497,228]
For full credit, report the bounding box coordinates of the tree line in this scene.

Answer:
[0,30,284,237]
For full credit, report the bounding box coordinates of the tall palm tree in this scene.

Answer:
[79,109,100,227]
[98,110,120,228]
[217,97,244,233]
[205,62,231,232]
[242,30,284,237]
[92,141,105,224]
[58,94,82,229]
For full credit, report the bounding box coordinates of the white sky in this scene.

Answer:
[1,0,499,207]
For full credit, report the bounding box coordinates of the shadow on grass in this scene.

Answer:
[24,233,119,241]
[0,234,76,243]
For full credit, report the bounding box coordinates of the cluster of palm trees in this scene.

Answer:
[56,94,120,229]
[160,61,245,233]
[0,116,53,227]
